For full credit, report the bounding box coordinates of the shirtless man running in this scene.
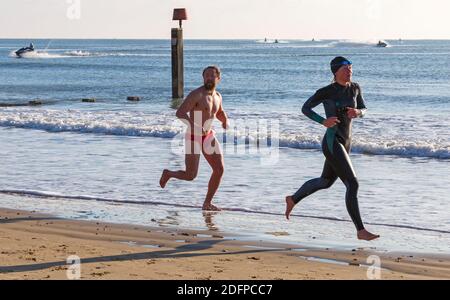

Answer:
[159,66,228,211]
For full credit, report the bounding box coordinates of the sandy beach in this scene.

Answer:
[0,207,449,280]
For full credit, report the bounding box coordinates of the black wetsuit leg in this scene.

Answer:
[292,137,365,231]
[322,138,364,231]
[292,160,337,203]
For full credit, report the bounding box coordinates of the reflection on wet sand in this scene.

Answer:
[203,211,219,231]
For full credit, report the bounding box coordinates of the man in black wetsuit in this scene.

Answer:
[285,56,380,241]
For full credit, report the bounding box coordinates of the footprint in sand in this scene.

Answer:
[247,256,261,261]
[265,231,290,236]
[90,271,111,277]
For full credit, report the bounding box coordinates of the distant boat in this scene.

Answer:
[15,43,35,57]
[376,40,388,48]
[274,39,279,44]
[264,38,267,43]
[312,38,315,42]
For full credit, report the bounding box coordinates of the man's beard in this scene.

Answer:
[204,81,216,91]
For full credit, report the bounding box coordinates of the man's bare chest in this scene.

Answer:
[194,94,220,114]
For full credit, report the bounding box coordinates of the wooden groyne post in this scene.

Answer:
[171,8,187,101]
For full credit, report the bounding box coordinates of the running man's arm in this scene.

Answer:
[176,91,201,132]
[302,89,327,125]
[215,93,228,129]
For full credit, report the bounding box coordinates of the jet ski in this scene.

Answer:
[15,43,35,57]
[376,40,388,48]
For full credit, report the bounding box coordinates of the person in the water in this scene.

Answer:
[285,56,380,241]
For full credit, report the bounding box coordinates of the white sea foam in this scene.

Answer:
[0,108,448,159]
[8,50,167,59]
[16,51,68,59]
[329,39,390,48]
[64,50,92,57]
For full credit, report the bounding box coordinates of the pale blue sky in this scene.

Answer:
[0,0,449,39]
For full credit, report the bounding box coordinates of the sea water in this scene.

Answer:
[0,39,449,253]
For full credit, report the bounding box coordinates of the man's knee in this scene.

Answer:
[186,171,198,181]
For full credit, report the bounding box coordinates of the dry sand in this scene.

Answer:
[1,207,449,280]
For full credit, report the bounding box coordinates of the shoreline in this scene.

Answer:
[1,189,448,255]
[1,207,449,280]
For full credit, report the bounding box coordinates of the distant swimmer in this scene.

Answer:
[285,56,380,241]
[159,66,229,211]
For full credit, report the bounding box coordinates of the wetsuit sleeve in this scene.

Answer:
[302,89,327,124]
[355,83,367,118]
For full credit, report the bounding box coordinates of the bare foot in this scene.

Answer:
[159,169,170,188]
[357,229,380,241]
[285,196,296,220]
[202,203,222,211]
